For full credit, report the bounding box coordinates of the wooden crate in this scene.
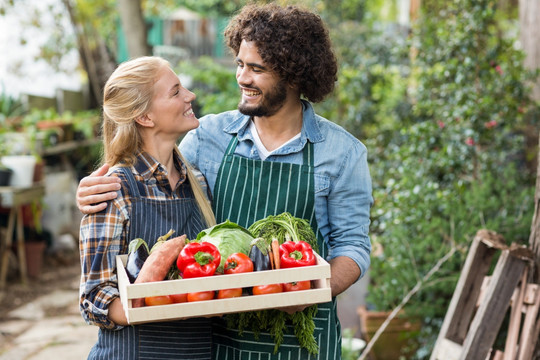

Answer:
[116,253,331,324]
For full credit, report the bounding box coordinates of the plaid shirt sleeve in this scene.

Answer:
[79,182,130,330]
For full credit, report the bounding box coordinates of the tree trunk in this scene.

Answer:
[520,1,540,357]
[529,139,540,358]
[521,0,540,268]
[520,0,540,101]
[117,0,149,58]
[61,0,116,107]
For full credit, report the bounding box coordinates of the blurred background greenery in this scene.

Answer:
[1,0,539,358]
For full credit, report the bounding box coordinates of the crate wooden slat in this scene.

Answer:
[430,230,535,360]
[116,252,331,324]
[459,248,527,359]
[517,284,540,360]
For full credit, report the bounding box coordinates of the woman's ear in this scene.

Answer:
[135,114,154,128]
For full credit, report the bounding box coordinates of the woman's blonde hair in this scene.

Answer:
[101,56,215,227]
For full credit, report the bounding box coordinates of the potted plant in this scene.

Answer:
[0,127,14,186]
[0,162,13,187]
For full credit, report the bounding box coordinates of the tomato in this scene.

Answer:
[217,288,243,299]
[282,280,311,292]
[224,253,254,274]
[252,283,283,295]
[187,291,215,302]
[144,295,173,306]
[169,293,188,303]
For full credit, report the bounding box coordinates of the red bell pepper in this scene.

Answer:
[279,241,316,268]
[177,242,221,278]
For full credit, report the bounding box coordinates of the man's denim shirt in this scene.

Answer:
[180,100,373,279]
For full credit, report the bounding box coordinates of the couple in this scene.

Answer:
[78,3,373,359]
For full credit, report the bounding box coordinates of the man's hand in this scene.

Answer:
[277,304,311,314]
[77,164,121,214]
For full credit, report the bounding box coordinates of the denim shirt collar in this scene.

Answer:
[222,100,325,151]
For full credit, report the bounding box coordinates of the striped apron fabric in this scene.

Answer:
[87,167,212,360]
[212,137,341,359]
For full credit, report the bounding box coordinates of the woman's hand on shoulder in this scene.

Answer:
[77,164,122,215]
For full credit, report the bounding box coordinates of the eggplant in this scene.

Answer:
[125,238,150,283]
[248,237,271,272]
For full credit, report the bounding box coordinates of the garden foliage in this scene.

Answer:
[362,0,538,357]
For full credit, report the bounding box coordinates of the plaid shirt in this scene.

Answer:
[79,151,210,329]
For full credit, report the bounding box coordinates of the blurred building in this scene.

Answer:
[117,7,229,66]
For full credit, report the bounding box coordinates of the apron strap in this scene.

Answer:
[224,136,239,156]
[116,166,142,198]
[302,141,314,167]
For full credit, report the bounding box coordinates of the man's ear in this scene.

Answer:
[135,114,154,127]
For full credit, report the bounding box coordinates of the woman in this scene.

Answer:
[79,56,216,359]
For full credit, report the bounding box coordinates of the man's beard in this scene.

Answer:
[238,79,288,117]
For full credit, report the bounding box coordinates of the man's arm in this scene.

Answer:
[77,164,121,214]
[329,256,361,297]
[324,138,373,293]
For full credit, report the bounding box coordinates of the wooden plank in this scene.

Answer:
[523,283,539,305]
[431,338,462,360]
[459,249,527,360]
[0,206,16,289]
[430,231,502,360]
[517,282,540,360]
[445,232,500,342]
[492,350,504,360]
[15,206,27,284]
[503,269,528,360]
[0,184,45,206]
[476,276,491,308]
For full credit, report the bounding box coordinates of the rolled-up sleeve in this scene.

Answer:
[79,193,129,330]
[325,140,373,278]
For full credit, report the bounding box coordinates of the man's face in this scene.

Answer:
[235,40,287,117]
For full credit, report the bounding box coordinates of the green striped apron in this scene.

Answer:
[212,136,341,359]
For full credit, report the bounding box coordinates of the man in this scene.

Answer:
[77,3,372,359]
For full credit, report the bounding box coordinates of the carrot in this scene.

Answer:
[269,247,275,270]
[271,238,280,269]
[132,234,186,307]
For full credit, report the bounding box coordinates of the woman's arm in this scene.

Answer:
[79,172,128,329]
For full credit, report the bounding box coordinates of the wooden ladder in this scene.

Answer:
[430,229,538,360]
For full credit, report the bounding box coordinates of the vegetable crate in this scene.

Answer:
[116,253,331,324]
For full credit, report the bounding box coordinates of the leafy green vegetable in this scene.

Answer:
[225,212,321,355]
[248,212,319,253]
[194,220,254,273]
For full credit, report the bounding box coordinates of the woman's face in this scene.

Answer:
[146,65,198,138]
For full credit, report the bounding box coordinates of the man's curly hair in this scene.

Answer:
[224,3,338,103]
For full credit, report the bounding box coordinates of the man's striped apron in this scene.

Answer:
[212,137,341,359]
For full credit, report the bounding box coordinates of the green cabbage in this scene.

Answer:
[195,220,254,273]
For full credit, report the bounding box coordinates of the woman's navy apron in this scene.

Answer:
[88,166,212,360]
[211,137,341,359]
